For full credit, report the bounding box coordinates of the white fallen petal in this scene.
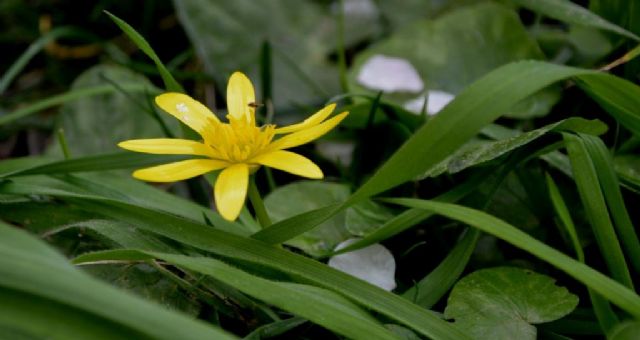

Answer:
[328,239,397,291]
[357,55,424,93]
[404,90,455,116]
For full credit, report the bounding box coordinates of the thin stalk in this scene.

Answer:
[56,128,72,159]
[248,176,272,228]
[336,0,350,96]
[265,168,277,192]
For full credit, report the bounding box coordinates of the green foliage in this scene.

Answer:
[49,65,174,156]
[348,2,558,119]
[444,267,579,339]
[2,1,640,338]
[0,221,234,339]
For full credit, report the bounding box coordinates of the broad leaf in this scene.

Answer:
[444,267,579,340]
[349,3,558,119]
[49,65,175,156]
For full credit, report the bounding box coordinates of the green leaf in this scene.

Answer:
[512,0,640,41]
[563,133,634,289]
[576,73,640,137]
[0,221,235,340]
[335,168,489,255]
[580,135,640,273]
[75,250,399,340]
[609,321,640,340]
[264,181,351,257]
[254,61,596,245]
[546,174,618,333]
[614,154,640,191]
[0,174,466,339]
[1,179,467,340]
[374,0,477,29]
[0,82,157,126]
[49,65,176,157]
[420,118,607,178]
[349,61,588,203]
[82,263,201,317]
[444,267,579,340]
[382,198,640,319]
[0,200,95,234]
[105,11,183,92]
[0,153,187,178]
[51,219,176,252]
[345,199,396,237]
[0,288,145,340]
[0,27,84,95]
[1,173,244,236]
[173,0,340,108]
[243,317,307,340]
[402,229,480,308]
[349,2,558,119]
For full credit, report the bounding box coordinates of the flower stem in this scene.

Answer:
[56,128,71,159]
[248,176,272,228]
[336,0,350,97]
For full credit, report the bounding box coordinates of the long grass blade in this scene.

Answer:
[0,221,235,340]
[563,133,634,289]
[105,11,183,92]
[580,134,640,273]
[0,83,157,126]
[382,198,640,318]
[74,250,399,340]
[546,174,619,333]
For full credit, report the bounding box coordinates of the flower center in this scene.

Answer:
[207,120,275,162]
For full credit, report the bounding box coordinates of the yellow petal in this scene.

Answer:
[133,159,228,182]
[118,138,213,157]
[274,103,336,134]
[267,111,349,151]
[226,72,255,125]
[155,93,219,140]
[251,151,323,179]
[214,163,249,221]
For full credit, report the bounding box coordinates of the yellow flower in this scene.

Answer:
[118,72,348,221]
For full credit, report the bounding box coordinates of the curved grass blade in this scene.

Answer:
[580,135,640,273]
[511,0,640,41]
[253,61,597,245]
[0,180,468,340]
[563,133,634,289]
[381,198,640,318]
[0,288,147,340]
[2,173,243,236]
[105,11,183,92]
[576,73,640,137]
[0,153,187,178]
[0,83,158,126]
[46,219,176,252]
[0,27,84,94]
[401,228,479,308]
[333,169,488,255]
[546,174,618,333]
[0,221,235,340]
[243,317,306,340]
[74,250,399,340]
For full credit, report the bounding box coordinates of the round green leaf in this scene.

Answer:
[444,267,579,340]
